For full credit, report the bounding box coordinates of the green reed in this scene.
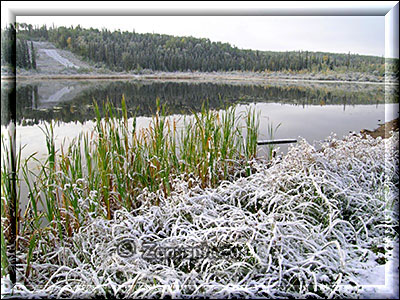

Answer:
[1,132,23,277]
[1,97,281,278]
[266,121,282,159]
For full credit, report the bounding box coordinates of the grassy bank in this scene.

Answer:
[1,100,399,298]
[1,98,262,278]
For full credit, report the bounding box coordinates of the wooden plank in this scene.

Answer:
[257,139,297,145]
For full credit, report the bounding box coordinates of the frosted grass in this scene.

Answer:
[2,131,398,298]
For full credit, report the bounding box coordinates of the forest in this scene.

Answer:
[1,25,36,70]
[1,23,393,75]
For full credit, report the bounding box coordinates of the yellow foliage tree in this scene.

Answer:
[67,37,72,49]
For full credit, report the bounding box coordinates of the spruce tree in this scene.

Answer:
[30,41,36,69]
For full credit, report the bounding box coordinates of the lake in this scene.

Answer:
[1,78,399,158]
[1,77,398,225]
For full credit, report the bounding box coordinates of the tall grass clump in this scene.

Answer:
[266,121,281,159]
[1,97,267,281]
[1,132,23,278]
[2,126,398,298]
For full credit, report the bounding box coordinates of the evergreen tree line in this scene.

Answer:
[1,25,16,69]
[5,23,387,74]
[16,39,36,69]
[2,26,36,70]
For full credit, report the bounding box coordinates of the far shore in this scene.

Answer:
[2,71,398,85]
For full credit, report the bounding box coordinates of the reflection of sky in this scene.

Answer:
[252,103,398,142]
[237,103,398,155]
[16,117,152,163]
[16,103,398,161]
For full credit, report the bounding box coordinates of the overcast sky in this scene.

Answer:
[14,15,385,57]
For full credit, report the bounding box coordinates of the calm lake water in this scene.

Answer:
[1,79,399,158]
[1,78,398,212]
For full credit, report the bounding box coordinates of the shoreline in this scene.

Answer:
[361,117,399,139]
[2,70,398,85]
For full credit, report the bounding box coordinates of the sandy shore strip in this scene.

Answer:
[3,72,398,86]
[361,118,399,139]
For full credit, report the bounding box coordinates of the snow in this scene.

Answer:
[1,131,398,298]
[347,241,399,299]
[42,49,77,68]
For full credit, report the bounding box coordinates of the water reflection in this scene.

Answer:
[2,79,393,126]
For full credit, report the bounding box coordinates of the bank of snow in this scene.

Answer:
[2,132,398,298]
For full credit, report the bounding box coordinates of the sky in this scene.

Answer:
[3,2,398,58]
[13,15,385,57]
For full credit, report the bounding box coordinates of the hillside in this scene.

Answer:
[1,24,398,84]
[3,24,390,72]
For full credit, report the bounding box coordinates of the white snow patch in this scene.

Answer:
[1,131,398,298]
[42,49,77,68]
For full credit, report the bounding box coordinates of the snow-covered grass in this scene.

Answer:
[42,49,77,69]
[1,126,398,298]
